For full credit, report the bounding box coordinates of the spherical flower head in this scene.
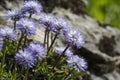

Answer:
[6,9,24,21]
[65,30,85,49]
[15,48,36,68]
[39,13,55,29]
[16,18,36,36]
[21,0,43,15]
[0,40,3,51]
[0,27,18,41]
[51,18,70,34]
[67,55,87,72]
[54,46,73,57]
[27,43,47,60]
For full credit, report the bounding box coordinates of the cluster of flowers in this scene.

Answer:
[0,0,87,77]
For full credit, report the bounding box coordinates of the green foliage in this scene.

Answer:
[86,0,120,29]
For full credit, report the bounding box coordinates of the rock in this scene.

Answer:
[51,8,120,80]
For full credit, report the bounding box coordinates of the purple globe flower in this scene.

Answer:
[67,55,87,72]
[21,0,43,15]
[0,27,18,41]
[15,48,36,68]
[27,43,47,60]
[64,30,85,48]
[39,13,55,29]
[6,9,24,21]
[50,17,70,34]
[16,18,36,36]
[54,46,73,57]
[0,40,3,51]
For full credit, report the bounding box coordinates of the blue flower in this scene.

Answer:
[67,55,87,72]
[0,27,18,41]
[16,18,36,36]
[50,18,70,34]
[64,30,85,48]
[6,9,24,21]
[54,46,73,57]
[15,48,36,68]
[0,40,3,51]
[39,13,55,29]
[21,1,43,15]
[27,43,47,60]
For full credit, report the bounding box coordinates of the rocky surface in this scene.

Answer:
[51,8,120,80]
[0,0,120,80]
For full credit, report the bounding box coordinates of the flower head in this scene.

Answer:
[0,40,3,51]
[39,13,55,29]
[51,18,70,34]
[0,27,18,41]
[21,1,43,15]
[67,55,87,72]
[64,30,85,48]
[54,46,73,57]
[15,48,36,68]
[27,43,47,60]
[6,9,24,21]
[16,18,36,36]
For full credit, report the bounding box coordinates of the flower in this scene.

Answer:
[50,17,70,34]
[15,48,36,68]
[67,55,87,72]
[27,43,47,60]
[54,46,73,57]
[0,40,3,51]
[21,0,43,15]
[16,18,36,36]
[0,27,18,41]
[64,30,85,48]
[39,13,55,29]
[6,9,24,21]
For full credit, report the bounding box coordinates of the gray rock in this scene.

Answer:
[51,8,120,80]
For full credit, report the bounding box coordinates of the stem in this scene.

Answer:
[17,32,23,52]
[20,66,24,79]
[64,69,74,80]
[51,33,53,41]
[14,20,16,30]
[0,41,7,74]
[47,30,50,50]
[29,13,32,19]
[47,33,58,54]
[53,45,69,69]
[44,29,47,46]
[13,61,17,79]
[24,68,29,80]
[58,45,69,59]
[23,36,27,47]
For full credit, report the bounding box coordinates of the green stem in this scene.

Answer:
[44,29,47,46]
[0,41,7,74]
[23,36,27,48]
[14,20,16,30]
[20,66,24,79]
[47,30,50,50]
[17,32,24,52]
[47,33,58,54]
[29,13,32,19]
[53,45,69,69]
[24,68,29,80]
[51,33,53,41]
[13,62,17,79]
[44,27,49,47]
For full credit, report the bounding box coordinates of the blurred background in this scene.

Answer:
[86,0,120,29]
[1,0,120,29]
